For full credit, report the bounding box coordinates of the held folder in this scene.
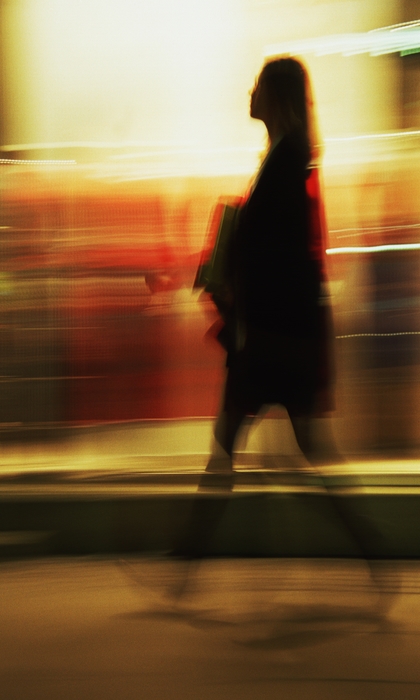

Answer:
[194,199,240,291]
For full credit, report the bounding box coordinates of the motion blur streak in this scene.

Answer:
[0,558,415,700]
[1,0,420,457]
[1,4,419,699]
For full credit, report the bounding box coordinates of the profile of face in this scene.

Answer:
[250,59,309,143]
[249,76,269,122]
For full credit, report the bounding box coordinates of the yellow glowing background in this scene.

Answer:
[1,0,408,160]
[1,0,420,451]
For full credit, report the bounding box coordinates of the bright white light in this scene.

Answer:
[0,159,75,165]
[264,24,420,59]
[327,243,420,255]
[9,0,245,148]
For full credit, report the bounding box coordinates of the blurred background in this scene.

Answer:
[1,0,420,458]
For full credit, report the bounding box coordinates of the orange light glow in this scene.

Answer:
[2,0,420,454]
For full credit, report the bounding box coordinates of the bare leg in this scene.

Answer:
[289,413,314,462]
[206,405,248,473]
[290,411,380,555]
[290,412,346,466]
[289,412,393,608]
[171,379,249,558]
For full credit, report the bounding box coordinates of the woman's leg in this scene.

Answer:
[206,370,249,471]
[289,411,344,466]
[206,406,247,467]
[172,377,249,558]
[290,411,387,586]
[289,413,314,462]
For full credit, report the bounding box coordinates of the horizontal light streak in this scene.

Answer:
[0,376,107,383]
[4,132,420,152]
[325,130,420,142]
[0,158,76,165]
[336,332,420,339]
[327,243,420,255]
[333,224,420,239]
[264,26,420,58]
[372,20,420,33]
[1,131,420,178]
[0,141,186,151]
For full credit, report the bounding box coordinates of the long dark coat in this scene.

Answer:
[219,130,333,417]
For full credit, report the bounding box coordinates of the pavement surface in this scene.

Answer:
[1,417,420,487]
[1,419,420,697]
[1,419,420,558]
[0,555,418,700]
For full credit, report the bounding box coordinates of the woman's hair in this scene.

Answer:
[259,57,321,162]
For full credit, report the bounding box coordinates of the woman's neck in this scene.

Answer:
[268,133,283,151]
[265,118,283,147]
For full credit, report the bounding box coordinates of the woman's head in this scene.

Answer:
[250,57,312,149]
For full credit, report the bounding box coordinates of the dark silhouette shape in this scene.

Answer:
[173,60,393,609]
[205,57,334,474]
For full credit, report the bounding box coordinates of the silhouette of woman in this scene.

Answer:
[208,56,333,471]
[173,61,387,591]
[172,58,337,561]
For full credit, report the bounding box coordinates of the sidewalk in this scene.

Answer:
[1,417,420,482]
[0,556,418,700]
[1,418,420,559]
